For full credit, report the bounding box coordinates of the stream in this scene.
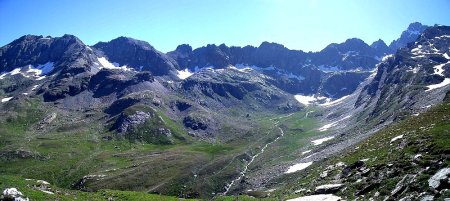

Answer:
[220,120,286,195]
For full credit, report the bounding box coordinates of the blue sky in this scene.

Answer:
[1,0,449,52]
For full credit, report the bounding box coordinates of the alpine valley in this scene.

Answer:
[1,22,449,201]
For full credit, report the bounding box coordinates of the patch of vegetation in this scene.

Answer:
[0,175,197,200]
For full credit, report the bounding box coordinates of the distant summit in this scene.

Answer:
[389,22,429,51]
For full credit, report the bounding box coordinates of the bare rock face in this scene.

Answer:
[428,168,450,190]
[117,111,153,134]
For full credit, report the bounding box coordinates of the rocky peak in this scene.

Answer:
[407,22,427,34]
[257,41,287,52]
[370,39,388,49]
[334,38,372,53]
[0,34,91,73]
[174,44,193,55]
[93,36,179,75]
[188,44,231,69]
[371,39,392,56]
[312,38,380,70]
[389,22,429,51]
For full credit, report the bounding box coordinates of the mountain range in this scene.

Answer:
[1,22,449,201]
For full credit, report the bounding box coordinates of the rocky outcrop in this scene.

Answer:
[111,105,175,145]
[428,168,450,190]
[88,69,154,98]
[116,111,153,133]
[183,116,208,130]
[1,188,29,201]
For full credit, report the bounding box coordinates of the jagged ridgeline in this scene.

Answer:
[0,23,449,200]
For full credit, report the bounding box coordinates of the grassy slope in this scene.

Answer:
[0,175,197,201]
[275,101,450,200]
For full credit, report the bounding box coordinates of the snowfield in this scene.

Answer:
[285,161,313,174]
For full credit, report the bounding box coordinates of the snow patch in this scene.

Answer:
[425,78,450,91]
[285,161,313,174]
[311,136,335,145]
[318,122,338,132]
[390,135,404,143]
[36,76,46,80]
[177,68,194,79]
[31,85,39,91]
[444,53,450,60]
[302,150,311,155]
[294,94,328,106]
[316,184,343,190]
[286,194,342,201]
[320,95,350,107]
[10,68,22,75]
[0,62,54,80]
[432,62,449,76]
[318,65,340,72]
[318,115,351,132]
[97,57,131,71]
[1,97,13,102]
[382,54,394,62]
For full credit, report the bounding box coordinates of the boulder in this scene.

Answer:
[428,168,450,189]
[2,188,29,201]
